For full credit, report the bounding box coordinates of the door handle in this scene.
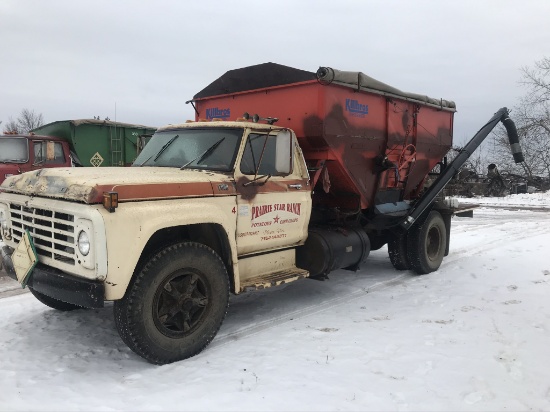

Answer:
[288,184,302,189]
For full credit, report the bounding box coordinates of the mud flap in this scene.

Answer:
[442,212,452,256]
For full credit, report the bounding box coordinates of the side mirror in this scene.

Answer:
[275,129,292,174]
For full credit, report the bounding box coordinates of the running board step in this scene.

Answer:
[240,268,309,292]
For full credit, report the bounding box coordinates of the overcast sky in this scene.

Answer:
[1,0,549,144]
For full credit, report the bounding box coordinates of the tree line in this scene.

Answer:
[492,57,550,182]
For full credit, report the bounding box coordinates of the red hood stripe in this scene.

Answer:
[88,181,236,203]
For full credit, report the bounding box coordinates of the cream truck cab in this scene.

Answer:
[0,120,312,364]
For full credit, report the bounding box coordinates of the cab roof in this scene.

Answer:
[157,120,283,133]
[0,133,67,142]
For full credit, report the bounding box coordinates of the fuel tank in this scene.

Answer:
[296,227,371,277]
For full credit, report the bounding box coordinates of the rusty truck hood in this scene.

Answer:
[0,167,235,203]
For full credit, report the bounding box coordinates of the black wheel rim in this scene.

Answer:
[153,270,211,338]
[426,226,442,262]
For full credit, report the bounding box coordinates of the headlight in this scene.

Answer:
[78,230,90,256]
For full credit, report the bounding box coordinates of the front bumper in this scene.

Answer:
[0,245,104,308]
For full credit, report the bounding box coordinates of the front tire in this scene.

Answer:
[114,242,229,365]
[406,211,447,275]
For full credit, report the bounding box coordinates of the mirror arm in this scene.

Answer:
[243,174,271,187]
[252,130,272,181]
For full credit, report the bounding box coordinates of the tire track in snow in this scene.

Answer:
[450,221,503,234]
[443,221,550,267]
[210,273,408,349]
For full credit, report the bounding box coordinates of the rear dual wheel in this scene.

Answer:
[387,210,447,275]
[407,211,447,274]
[388,232,411,271]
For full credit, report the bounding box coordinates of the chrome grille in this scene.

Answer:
[9,203,76,266]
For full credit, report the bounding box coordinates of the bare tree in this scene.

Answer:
[489,57,550,180]
[17,108,44,134]
[2,108,44,134]
[444,143,489,175]
[3,117,20,134]
[521,56,550,106]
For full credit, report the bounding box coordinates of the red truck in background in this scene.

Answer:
[0,134,73,184]
[0,119,156,185]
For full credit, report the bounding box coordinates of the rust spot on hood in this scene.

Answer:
[1,170,93,202]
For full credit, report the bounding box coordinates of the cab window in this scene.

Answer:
[240,131,292,176]
[33,141,66,165]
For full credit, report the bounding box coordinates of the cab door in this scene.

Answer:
[234,129,311,256]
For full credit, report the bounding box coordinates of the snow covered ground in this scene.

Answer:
[1,193,550,411]
[458,191,550,210]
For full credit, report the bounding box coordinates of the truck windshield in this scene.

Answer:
[0,138,28,163]
[133,128,243,171]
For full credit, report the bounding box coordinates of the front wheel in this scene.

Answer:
[114,242,230,365]
[406,211,447,275]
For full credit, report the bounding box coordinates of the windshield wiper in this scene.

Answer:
[135,134,179,166]
[154,134,180,161]
[180,137,225,169]
[0,159,25,164]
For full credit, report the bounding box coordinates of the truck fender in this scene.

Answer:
[100,199,239,300]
